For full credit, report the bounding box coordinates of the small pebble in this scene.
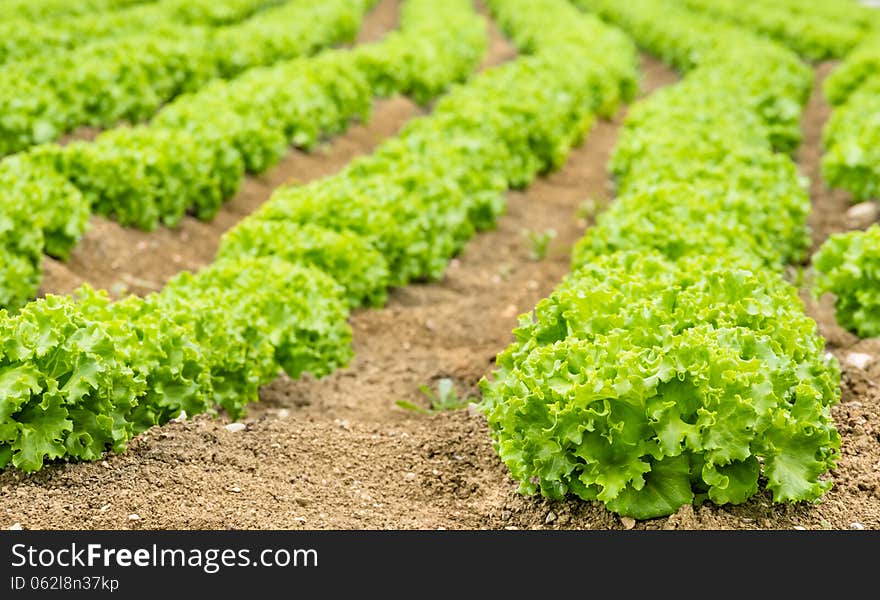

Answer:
[846,201,879,228]
[621,517,636,530]
[403,472,416,481]
[228,486,242,494]
[224,422,246,433]
[850,522,865,530]
[171,410,188,423]
[277,409,290,419]
[99,504,111,512]
[845,353,873,370]
[8,523,22,530]
[128,514,141,521]
[545,511,557,524]
[793,525,806,530]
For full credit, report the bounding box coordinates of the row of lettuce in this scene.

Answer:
[674,0,874,61]
[0,0,369,157]
[664,2,880,343]
[0,0,486,312]
[1,0,151,22]
[815,39,880,343]
[480,0,841,520]
[0,0,288,66]
[821,39,880,203]
[816,38,880,338]
[0,0,641,473]
[677,0,880,209]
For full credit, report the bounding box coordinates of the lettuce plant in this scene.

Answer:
[483,253,840,519]
[814,225,880,338]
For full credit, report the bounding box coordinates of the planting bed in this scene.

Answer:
[2,0,879,530]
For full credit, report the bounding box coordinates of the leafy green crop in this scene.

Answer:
[573,182,808,271]
[824,38,880,107]
[483,252,839,518]
[0,0,485,311]
[0,0,369,157]
[822,39,880,202]
[243,0,635,293]
[814,225,880,338]
[678,0,865,61]
[484,0,839,518]
[576,0,811,152]
[0,257,353,471]
[0,294,143,472]
[1,0,149,22]
[0,0,640,473]
[218,220,392,308]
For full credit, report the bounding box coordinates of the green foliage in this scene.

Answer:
[155,52,373,174]
[814,225,880,338]
[0,151,90,262]
[0,257,353,472]
[61,127,242,230]
[1,0,148,22]
[0,0,367,157]
[0,0,486,310]
[159,257,354,416]
[74,287,213,436]
[822,43,880,202]
[678,0,865,61]
[573,183,809,271]
[252,0,636,292]
[824,38,880,107]
[396,378,474,414]
[482,252,840,518]
[218,220,391,308]
[484,0,838,518]
[0,294,143,472]
[352,0,487,105]
[577,0,811,152]
[0,0,640,473]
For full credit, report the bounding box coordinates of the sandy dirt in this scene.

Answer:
[5,15,879,530]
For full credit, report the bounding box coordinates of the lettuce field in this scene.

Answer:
[1,0,879,530]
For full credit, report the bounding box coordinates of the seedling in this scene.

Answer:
[396,378,474,414]
[523,228,556,261]
[576,197,601,220]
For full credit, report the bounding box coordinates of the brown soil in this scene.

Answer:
[5,29,879,531]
